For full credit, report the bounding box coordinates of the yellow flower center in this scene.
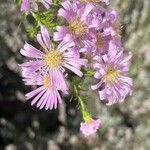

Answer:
[68,19,87,37]
[43,75,50,88]
[105,66,120,83]
[96,34,105,48]
[43,50,63,69]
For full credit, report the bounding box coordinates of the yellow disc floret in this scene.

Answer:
[68,19,87,37]
[43,50,63,69]
[105,66,120,83]
[96,34,105,48]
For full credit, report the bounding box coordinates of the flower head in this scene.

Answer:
[20,26,87,107]
[25,74,63,110]
[92,31,111,54]
[54,1,95,45]
[21,0,52,14]
[20,26,87,76]
[104,9,121,39]
[80,118,101,137]
[92,45,133,105]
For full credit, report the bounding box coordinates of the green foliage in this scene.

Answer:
[27,7,62,38]
[84,68,95,77]
[69,76,92,121]
[34,11,58,28]
[27,24,40,39]
[53,0,61,6]
[20,0,62,39]
[14,0,21,5]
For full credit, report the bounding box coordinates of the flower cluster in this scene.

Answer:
[19,0,133,137]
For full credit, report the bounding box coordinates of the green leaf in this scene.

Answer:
[14,0,21,5]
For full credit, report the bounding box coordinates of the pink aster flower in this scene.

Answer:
[21,0,35,14]
[21,0,52,14]
[20,26,87,91]
[91,31,110,55]
[92,47,133,105]
[54,1,95,46]
[80,118,101,137]
[104,9,121,39]
[25,74,64,110]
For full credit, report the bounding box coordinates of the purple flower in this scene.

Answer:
[104,9,121,38]
[21,0,52,14]
[21,0,33,14]
[54,1,95,45]
[91,31,110,54]
[25,74,63,110]
[92,47,133,105]
[41,0,52,9]
[20,26,87,92]
[80,118,101,137]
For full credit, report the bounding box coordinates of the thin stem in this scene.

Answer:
[73,79,91,121]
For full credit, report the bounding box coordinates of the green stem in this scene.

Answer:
[73,79,91,122]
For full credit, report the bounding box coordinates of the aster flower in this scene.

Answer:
[80,118,101,137]
[80,29,110,66]
[20,26,87,91]
[77,6,112,55]
[25,74,64,110]
[21,0,36,14]
[91,31,111,55]
[87,7,121,49]
[54,0,95,46]
[92,48,133,105]
[21,0,52,14]
[104,9,121,42]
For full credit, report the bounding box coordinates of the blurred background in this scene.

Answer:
[0,0,150,149]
